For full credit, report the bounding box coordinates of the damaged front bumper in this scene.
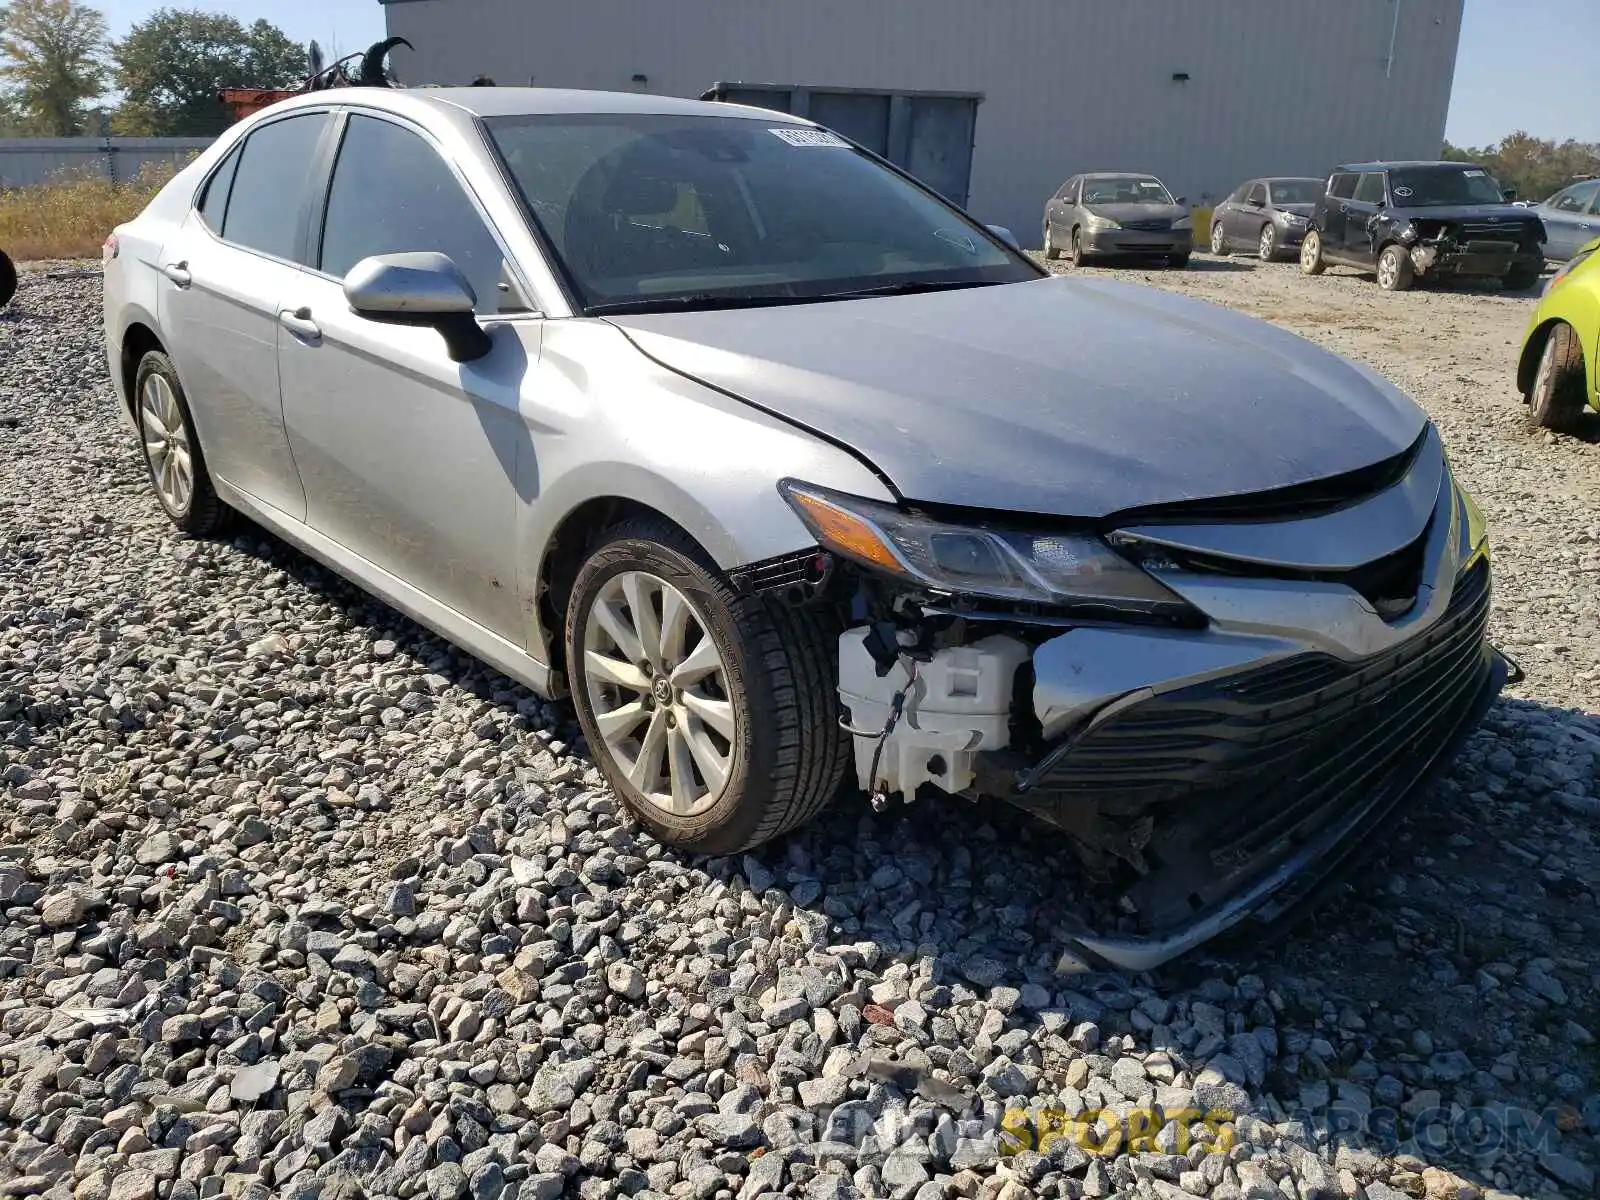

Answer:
[835,427,1510,972]
[1408,240,1543,281]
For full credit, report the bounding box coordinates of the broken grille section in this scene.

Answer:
[1022,559,1492,929]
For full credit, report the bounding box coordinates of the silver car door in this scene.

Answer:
[276,111,539,641]
[157,112,331,520]
[1542,182,1600,262]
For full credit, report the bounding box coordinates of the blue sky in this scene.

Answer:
[97,0,1598,147]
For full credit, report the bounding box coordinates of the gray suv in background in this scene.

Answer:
[1209,177,1321,261]
[105,87,1506,969]
[1043,172,1192,268]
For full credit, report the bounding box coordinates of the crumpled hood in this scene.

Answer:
[608,275,1427,519]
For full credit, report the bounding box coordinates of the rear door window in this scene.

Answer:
[1353,173,1387,204]
[222,113,329,262]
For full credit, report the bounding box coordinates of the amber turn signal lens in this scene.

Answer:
[785,490,906,575]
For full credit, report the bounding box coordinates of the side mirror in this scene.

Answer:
[1174,196,1187,207]
[985,224,1021,251]
[1502,187,1517,201]
[344,252,492,363]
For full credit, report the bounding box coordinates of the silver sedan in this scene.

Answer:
[105,87,1507,970]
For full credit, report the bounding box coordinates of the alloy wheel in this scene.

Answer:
[1378,252,1398,289]
[1259,225,1276,260]
[581,570,735,817]
[139,373,193,515]
[1210,221,1227,254]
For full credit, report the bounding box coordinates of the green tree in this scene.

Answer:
[0,0,108,135]
[111,9,306,136]
[1442,133,1600,203]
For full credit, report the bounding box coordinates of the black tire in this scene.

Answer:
[1210,220,1230,256]
[1502,264,1542,293]
[1043,224,1062,261]
[134,350,230,536]
[1300,229,1326,275]
[1069,228,1088,269]
[1168,253,1190,269]
[565,518,850,855]
[1257,223,1278,261]
[0,250,16,308]
[1527,321,1590,432]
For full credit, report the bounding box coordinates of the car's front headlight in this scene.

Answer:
[1173,215,1193,231]
[1281,212,1307,225]
[779,481,1186,614]
[1082,211,1120,231]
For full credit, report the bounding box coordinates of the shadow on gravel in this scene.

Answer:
[224,518,1600,1196]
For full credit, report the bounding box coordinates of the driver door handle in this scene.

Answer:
[278,307,321,342]
[161,261,191,288]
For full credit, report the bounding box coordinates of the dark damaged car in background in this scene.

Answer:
[1300,160,1547,292]
[103,86,1511,970]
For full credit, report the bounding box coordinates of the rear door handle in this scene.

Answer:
[161,262,191,288]
[278,307,321,342]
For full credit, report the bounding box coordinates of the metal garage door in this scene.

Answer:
[704,82,980,209]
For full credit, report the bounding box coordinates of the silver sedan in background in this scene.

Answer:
[104,86,1506,969]
[1209,177,1322,260]
[1043,172,1193,268]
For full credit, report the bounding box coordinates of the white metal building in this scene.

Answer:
[379,0,1466,245]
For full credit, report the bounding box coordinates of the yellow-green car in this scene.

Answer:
[1520,236,1600,430]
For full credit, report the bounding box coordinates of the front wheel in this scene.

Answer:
[1527,321,1590,432]
[565,519,849,854]
[1300,230,1326,275]
[0,250,16,308]
[1258,224,1278,261]
[1377,244,1414,291]
[1069,229,1089,268]
[1210,221,1229,256]
[1043,224,1061,261]
[1502,264,1542,293]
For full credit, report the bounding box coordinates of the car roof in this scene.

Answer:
[1335,160,1485,173]
[1080,171,1163,179]
[389,85,794,121]
[1261,176,1322,183]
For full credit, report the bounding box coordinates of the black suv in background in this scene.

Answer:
[1300,161,1547,292]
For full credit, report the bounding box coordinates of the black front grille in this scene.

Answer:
[1122,218,1172,232]
[1022,559,1493,926]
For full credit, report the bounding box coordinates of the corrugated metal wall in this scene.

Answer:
[383,0,1465,245]
[0,138,213,190]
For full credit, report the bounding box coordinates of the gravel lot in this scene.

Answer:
[1,260,1596,1200]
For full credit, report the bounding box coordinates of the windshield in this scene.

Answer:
[1268,180,1322,205]
[1081,176,1173,205]
[484,113,1038,313]
[1387,167,1507,207]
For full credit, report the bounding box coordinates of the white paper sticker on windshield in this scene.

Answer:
[770,127,850,148]
[1393,186,1414,197]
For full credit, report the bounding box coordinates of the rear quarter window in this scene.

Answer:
[198,147,241,233]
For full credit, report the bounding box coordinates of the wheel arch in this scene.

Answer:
[118,316,165,417]
[527,473,767,681]
[1519,315,1593,399]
